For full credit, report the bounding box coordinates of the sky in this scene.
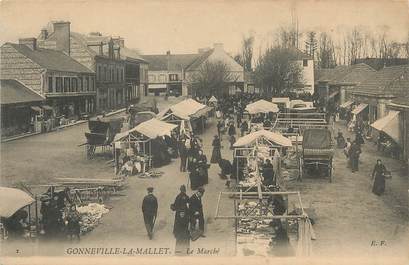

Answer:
[0,0,408,57]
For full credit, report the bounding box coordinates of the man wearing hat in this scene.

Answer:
[142,187,158,240]
[171,185,189,213]
[188,187,206,237]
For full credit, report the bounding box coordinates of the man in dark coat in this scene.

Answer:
[262,159,275,186]
[171,185,189,213]
[179,137,188,172]
[189,187,205,237]
[142,187,158,239]
[240,121,248,136]
[348,141,361,173]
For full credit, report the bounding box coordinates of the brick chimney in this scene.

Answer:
[52,21,71,55]
[19,38,37,50]
[213,43,224,51]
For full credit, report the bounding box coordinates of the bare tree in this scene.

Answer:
[188,61,234,97]
[254,46,304,97]
[242,35,255,71]
[317,32,336,68]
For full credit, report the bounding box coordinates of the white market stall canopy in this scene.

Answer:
[245,99,279,114]
[290,100,314,109]
[351,103,368,115]
[159,98,209,120]
[340,100,353,108]
[233,130,292,147]
[271,97,290,108]
[114,118,178,141]
[0,187,35,218]
[371,110,401,144]
[208,96,218,102]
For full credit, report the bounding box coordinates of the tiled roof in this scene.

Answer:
[185,49,214,71]
[337,63,376,85]
[0,79,45,105]
[315,65,350,83]
[315,63,375,86]
[120,47,147,63]
[142,53,200,71]
[8,43,94,73]
[353,64,409,97]
[391,96,409,106]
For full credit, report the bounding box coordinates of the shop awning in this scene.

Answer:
[245,100,279,114]
[0,187,35,218]
[351,103,368,115]
[114,118,178,141]
[233,130,292,147]
[42,105,53,110]
[190,106,213,118]
[340,100,353,108]
[328,91,339,99]
[371,111,401,144]
[169,99,207,120]
[148,84,167,89]
[31,106,42,112]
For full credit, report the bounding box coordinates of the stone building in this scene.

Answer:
[143,43,245,97]
[0,39,96,122]
[37,21,127,111]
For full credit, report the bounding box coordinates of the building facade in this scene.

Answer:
[143,43,245,97]
[37,21,128,112]
[1,40,96,123]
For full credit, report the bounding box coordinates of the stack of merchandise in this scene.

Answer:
[77,203,110,234]
[138,170,164,179]
[236,201,275,256]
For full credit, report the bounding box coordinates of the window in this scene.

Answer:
[104,66,107,81]
[56,77,63,92]
[85,77,89,91]
[149,75,156,82]
[169,74,178,81]
[71,78,78,92]
[120,68,123,82]
[98,66,102,81]
[303,59,308,67]
[79,77,83,91]
[63,77,70,92]
[48,77,53,92]
[90,77,95,91]
[111,67,114,81]
[159,74,166,83]
[117,68,120,82]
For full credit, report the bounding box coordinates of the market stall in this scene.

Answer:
[245,100,279,130]
[271,97,290,111]
[158,98,212,136]
[214,188,315,256]
[0,187,36,241]
[232,130,292,190]
[370,110,401,158]
[113,118,178,173]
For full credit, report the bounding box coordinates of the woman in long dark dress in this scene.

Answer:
[372,159,387,196]
[210,135,222,164]
[173,210,190,256]
[197,149,208,185]
[189,158,200,190]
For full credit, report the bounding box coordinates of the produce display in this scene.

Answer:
[236,201,298,257]
[77,203,110,234]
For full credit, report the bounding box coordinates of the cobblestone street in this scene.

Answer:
[1,98,407,257]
